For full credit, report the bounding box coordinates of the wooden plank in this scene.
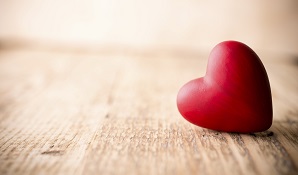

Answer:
[0,48,297,175]
[82,119,298,175]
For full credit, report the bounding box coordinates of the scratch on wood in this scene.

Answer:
[41,150,64,156]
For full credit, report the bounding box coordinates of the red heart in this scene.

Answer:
[177,41,272,133]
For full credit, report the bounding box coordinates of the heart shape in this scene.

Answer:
[177,41,272,133]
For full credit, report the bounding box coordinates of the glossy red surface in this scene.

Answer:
[177,41,272,133]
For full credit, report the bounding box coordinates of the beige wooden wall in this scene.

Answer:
[0,0,298,54]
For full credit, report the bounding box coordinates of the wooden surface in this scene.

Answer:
[0,47,297,175]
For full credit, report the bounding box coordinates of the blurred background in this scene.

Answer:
[0,0,298,55]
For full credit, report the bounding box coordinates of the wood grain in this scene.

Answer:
[0,47,297,175]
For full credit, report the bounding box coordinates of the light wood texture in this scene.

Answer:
[0,47,297,175]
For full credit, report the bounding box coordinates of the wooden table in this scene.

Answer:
[0,46,297,175]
